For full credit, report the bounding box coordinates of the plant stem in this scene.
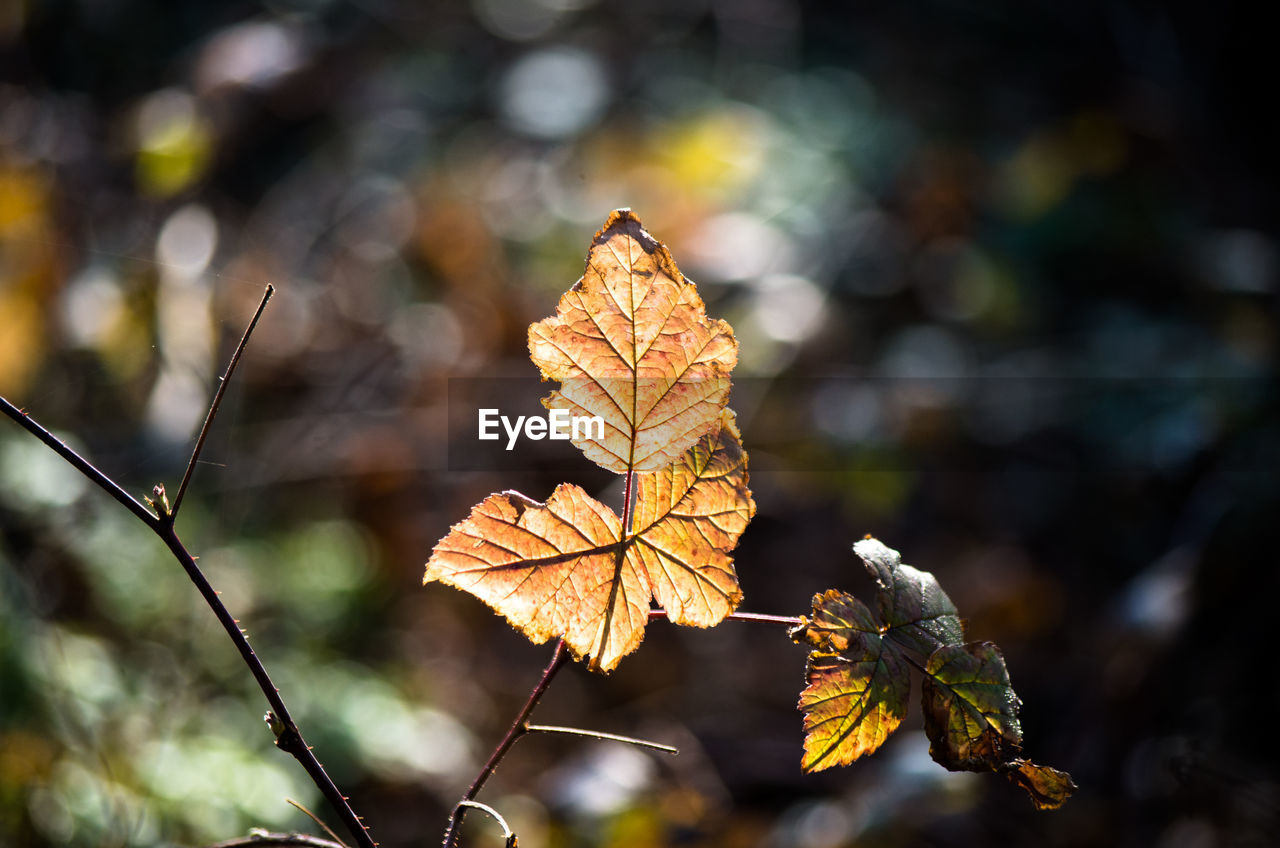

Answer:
[171,284,273,519]
[649,609,803,627]
[206,835,346,848]
[442,639,569,848]
[0,290,376,848]
[1,397,158,525]
[454,801,515,847]
[524,724,678,754]
[621,469,636,535]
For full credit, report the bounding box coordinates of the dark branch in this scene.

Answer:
[1,290,376,848]
[0,396,159,528]
[443,639,569,848]
[171,284,273,519]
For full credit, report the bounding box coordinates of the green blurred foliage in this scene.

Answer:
[1,1,1278,846]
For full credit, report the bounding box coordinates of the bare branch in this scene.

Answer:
[171,284,273,519]
[0,397,159,527]
[0,289,376,848]
[443,639,568,848]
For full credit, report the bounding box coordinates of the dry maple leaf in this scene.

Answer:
[528,209,738,475]
[630,409,752,628]
[424,411,753,671]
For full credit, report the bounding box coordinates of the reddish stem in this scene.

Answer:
[441,639,569,848]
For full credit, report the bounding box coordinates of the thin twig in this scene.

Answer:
[171,284,273,519]
[205,833,346,848]
[443,639,569,848]
[0,293,376,848]
[524,724,679,755]
[287,799,348,848]
[454,801,517,847]
[649,609,803,627]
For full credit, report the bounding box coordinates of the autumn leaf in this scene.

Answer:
[1004,760,1077,811]
[630,408,752,628]
[791,538,1075,807]
[920,641,1075,808]
[528,209,738,475]
[854,536,964,655]
[424,413,752,672]
[790,590,909,770]
[920,641,1022,770]
[422,485,647,670]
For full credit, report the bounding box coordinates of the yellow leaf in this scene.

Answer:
[791,590,910,770]
[528,209,737,474]
[424,485,649,671]
[630,408,752,627]
[424,413,753,672]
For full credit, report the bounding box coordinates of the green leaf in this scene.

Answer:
[853,536,964,655]
[792,538,1076,808]
[921,641,1076,808]
[790,590,910,771]
[920,641,1022,770]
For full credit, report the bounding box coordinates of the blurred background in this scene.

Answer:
[2,1,1278,846]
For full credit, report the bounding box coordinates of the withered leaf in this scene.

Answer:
[528,209,737,474]
[424,413,752,672]
[853,536,964,655]
[1003,760,1077,811]
[422,485,647,671]
[630,409,753,628]
[920,641,1023,770]
[791,539,1074,807]
[790,590,909,770]
[921,641,1075,808]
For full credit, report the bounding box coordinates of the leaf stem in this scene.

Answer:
[442,638,569,848]
[171,284,273,519]
[649,609,803,627]
[524,724,679,755]
[621,470,637,535]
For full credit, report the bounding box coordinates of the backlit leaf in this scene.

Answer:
[790,590,909,770]
[630,409,752,628]
[792,539,1075,806]
[853,536,964,655]
[424,413,753,672]
[528,209,738,474]
[920,641,1022,770]
[423,485,648,671]
[1004,759,1077,810]
[921,641,1076,808]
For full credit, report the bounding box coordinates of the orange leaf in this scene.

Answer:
[528,209,737,474]
[425,413,753,672]
[630,408,752,627]
[423,485,649,671]
[791,590,910,770]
